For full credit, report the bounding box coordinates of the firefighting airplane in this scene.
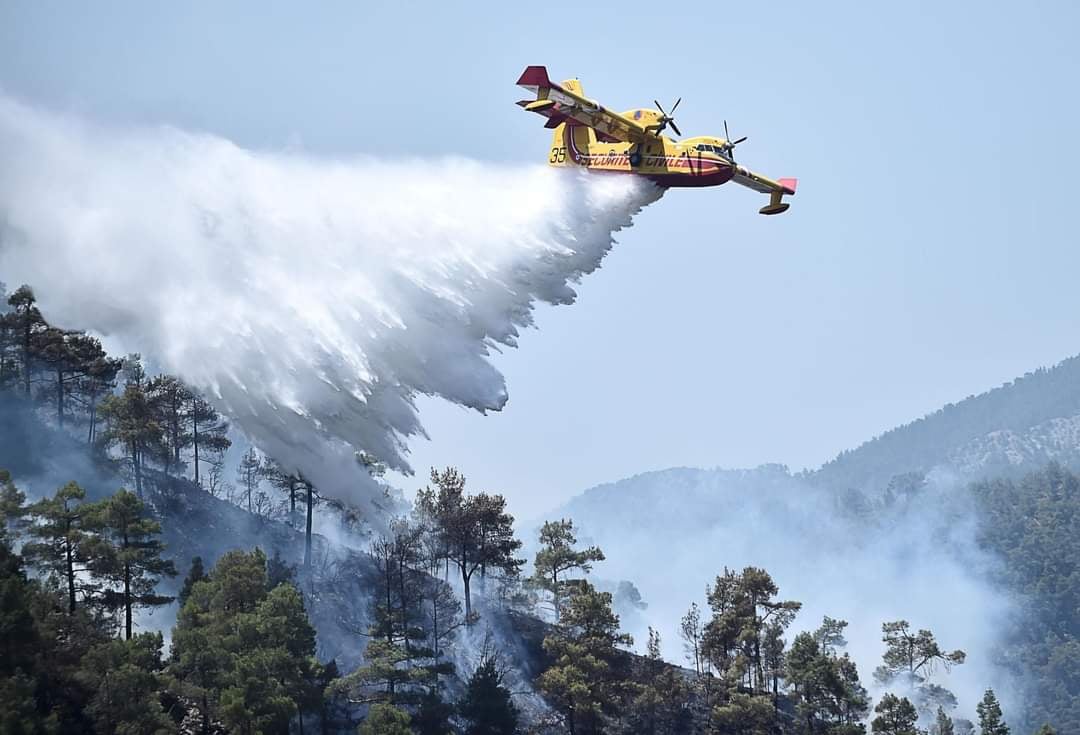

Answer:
[516,66,797,215]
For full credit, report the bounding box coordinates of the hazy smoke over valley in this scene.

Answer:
[557,465,1019,720]
[0,94,662,505]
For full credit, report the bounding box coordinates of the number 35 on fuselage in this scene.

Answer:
[516,65,797,215]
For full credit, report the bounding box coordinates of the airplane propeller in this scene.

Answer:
[721,120,748,160]
[653,98,682,137]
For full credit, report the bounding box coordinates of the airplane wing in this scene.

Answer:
[516,66,650,144]
[731,166,798,215]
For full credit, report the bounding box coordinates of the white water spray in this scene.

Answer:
[0,95,663,505]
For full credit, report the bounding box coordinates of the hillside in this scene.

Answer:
[811,355,1080,492]
[547,352,1080,731]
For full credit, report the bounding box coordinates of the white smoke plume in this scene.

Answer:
[0,94,662,505]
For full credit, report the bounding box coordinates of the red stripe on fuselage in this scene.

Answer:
[560,127,735,187]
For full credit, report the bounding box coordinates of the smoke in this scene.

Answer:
[0,94,662,506]
[553,465,1018,724]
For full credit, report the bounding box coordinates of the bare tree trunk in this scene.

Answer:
[304,482,313,568]
[22,323,31,397]
[133,440,143,497]
[192,397,200,486]
[56,368,64,427]
[65,537,76,613]
[124,560,132,640]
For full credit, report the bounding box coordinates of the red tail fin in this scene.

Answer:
[516,65,551,89]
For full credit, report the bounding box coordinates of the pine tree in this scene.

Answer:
[236,447,262,514]
[220,583,324,734]
[874,620,966,721]
[530,517,604,621]
[78,350,122,445]
[624,627,693,735]
[358,703,412,735]
[186,393,230,487]
[177,556,205,607]
[425,468,523,619]
[935,706,956,735]
[170,549,324,733]
[0,534,46,733]
[146,375,194,477]
[0,469,28,540]
[976,689,1009,735]
[98,382,165,497]
[76,632,175,734]
[872,693,919,735]
[23,481,98,613]
[538,581,632,735]
[6,285,46,398]
[86,490,177,639]
[458,651,519,735]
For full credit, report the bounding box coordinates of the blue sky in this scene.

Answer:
[3,1,1079,517]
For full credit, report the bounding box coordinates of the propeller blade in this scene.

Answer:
[732,136,748,145]
[654,99,667,115]
[669,121,682,137]
[670,97,682,113]
[724,120,730,142]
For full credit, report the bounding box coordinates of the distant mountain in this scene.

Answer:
[546,352,1080,727]
[810,355,1080,492]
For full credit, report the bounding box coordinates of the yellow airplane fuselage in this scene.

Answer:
[548,120,737,188]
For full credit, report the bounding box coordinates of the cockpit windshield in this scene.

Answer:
[695,143,729,158]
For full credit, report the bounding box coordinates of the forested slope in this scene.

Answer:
[813,356,1080,492]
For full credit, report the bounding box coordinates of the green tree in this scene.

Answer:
[935,706,956,735]
[146,375,194,477]
[875,620,966,686]
[262,461,321,565]
[425,468,523,619]
[623,627,692,735]
[815,615,850,656]
[170,548,324,733]
[338,521,454,711]
[0,533,41,695]
[872,693,919,735]
[33,328,111,429]
[538,581,632,735]
[23,481,98,613]
[220,583,324,735]
[530,518,604,621]
[236,447,263,514]
[1032,725,1056,735]
[177,555,205,607]
[186,392,230,487]
[358,702,412,735]
[874,620,965,719]
[76,632,175,734]
[86,489,177,639]
[411,689,454,735]
[712,691,776,735]
[0,468,29,540]
[458,650,519,735]
[702,566,800,695]
[6,285,46,397]
[786,624,869,734]
[976,689,1009,735]
[0,529,113,733]
[78,349,122,445]
[0,534,49,734]
[98,382,165,497]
